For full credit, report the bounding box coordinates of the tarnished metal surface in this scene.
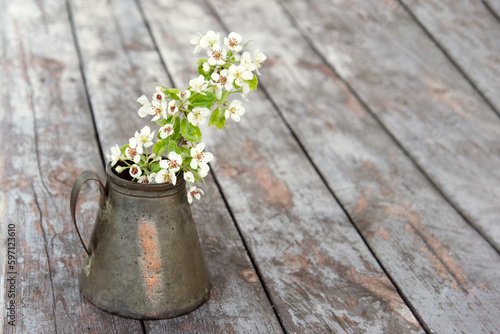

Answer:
[70,163,210,319]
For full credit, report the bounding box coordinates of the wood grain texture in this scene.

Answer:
[401,0,500,115]
[204,0,500,332]
[279,0,500,252]
[139,0,425,333]
[68,0,283,332]
[0,0,143,332]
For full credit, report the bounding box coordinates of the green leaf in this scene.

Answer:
[120,144,129,155]
[245,74,258,91]
[173,116,181,137]
[164,88,180,100]
[168,140,180,155]
[181,118,202,142]
[190,92,217,109]
[159,115,174,126]
[153,139,168,157]
[151,162,161,173]
[167,116,181,143]
[167,93,180,100]
[156,118,168,127]
[216,114,226,130]
[215,107,226,129]
[165,88,180,95]
[218,90,230,105]
[209,107,219,127]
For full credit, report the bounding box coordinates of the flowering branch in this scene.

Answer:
[106,31,266,203]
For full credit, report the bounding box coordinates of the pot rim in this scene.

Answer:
[105,162,186,197]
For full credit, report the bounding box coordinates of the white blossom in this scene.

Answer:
[184,171,195,183]
[137,95,154,118]
[229,64,252,94]
[125,138,143,163]
[107,144,122,166]
[152,86,166,103]
[159,123,174,139]
[225,100,245,122]
[190,142,213,169]
[253,50,267,75]
[155,168,177,185]
[190,32,204,54]
[211,69,234,99]
[137,175,149,184]
[199,31,220,49]
[198,163,210,177]
[167,100,179,115]
[189,75,208,94]
[187,186,204,204]
[203,62,211,73]
[207,43,227,66]
[137,95,166,121]
[148,172,157,184]
[135,126,155,148]
[179,90,191,100]
[224,32,243,53]
[187,107,210,126]
[211,69,234,91]
[159,151,183,172]
[240,52,257,72]
[129,164,142,178]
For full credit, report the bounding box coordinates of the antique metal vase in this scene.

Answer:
[70,163,210,319]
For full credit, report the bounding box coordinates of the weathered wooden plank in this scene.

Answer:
[1,47,56,334]
[205,0,500,332]
[139,0,425,333]
[483,0,500,21]
[0,0,143,333]
[68,0,283,332]
[280,0,500,251]
[401,0,500,115]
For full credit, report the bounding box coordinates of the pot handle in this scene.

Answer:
[70,170,106,256]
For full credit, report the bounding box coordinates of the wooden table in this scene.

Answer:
[2,0,500,333]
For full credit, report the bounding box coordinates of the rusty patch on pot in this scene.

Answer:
[138,220,163,302]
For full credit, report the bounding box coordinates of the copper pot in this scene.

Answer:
[70,163,210,319]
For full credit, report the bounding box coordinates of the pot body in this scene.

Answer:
[71,164,210,319]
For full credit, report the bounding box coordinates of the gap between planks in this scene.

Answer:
[20,26,57,333]
[397,0,500,119]
[482,0,500,24]
[200,0,430,332]
[133,0,286,331]
[17,20,60,331]
[275,0,500,259]
[65,0,147,332]
[65,0,107,165]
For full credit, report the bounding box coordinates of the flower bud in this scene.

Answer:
[115,166,127,173]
